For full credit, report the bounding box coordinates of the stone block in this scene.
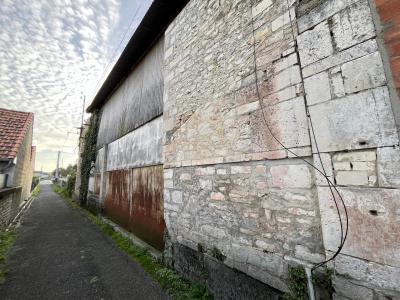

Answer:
[201,225,226,240]
[317,187,400,267]
[254,96,310,150]
[329,68,345,98]
[164,169,173,179]
[266,65,302,93]
[335,171,369,186]
[297,0,360,33]
[331,0,375,51]
[252,0,273,17]
[377,146,400,188]
[164,189,171,203]
[199,179,212,190]
[297,21,334,67]
[302,39,378,78]
[164,202,180,212]
[304,71,331,105]
[216,169,227,175]
[351,162,375,172]
[179,173,192,181]
[210,192,225,201]
[308,87,398,152]
[255,165,267,175]
[294,245,325,263]
[313,153,334,186]
[236,101,260,116]
[287,146,312,158]
[333,150,376,162]
[272,53,298,74]
[171,190,183,204]
[332,276,374,300]
[164,179,174,189]
[334,254,400,292]
[270,164,312,188]
[271,8,295,32]
[341,52,386,94]
[333,162,351,171]
[195,167,215,176]
[262,84,300,107]
[231,166,252,174]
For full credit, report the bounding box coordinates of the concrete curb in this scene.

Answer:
[7,195,36,230]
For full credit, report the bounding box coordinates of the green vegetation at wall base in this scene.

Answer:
[0,230,17,284]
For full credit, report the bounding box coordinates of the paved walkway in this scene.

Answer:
[0,184,168,300]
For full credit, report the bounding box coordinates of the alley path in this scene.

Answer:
[0,184,168,300]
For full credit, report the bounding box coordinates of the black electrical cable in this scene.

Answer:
[249,0,349,273]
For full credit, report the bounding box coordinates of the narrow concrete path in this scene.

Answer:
[0,184,168,300]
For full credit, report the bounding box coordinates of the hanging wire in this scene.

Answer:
[249,0,349,272]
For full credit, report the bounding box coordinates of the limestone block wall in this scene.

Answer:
[297,0,400,298]
[164,0,320,293]
[12,123,34,202]
[164,0,400,298]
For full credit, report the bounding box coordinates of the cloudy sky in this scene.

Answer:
[0,0,150,172]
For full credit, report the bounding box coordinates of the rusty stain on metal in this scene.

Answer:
[104,165,165,251]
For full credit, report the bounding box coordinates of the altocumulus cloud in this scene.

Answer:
[0,0,143,172]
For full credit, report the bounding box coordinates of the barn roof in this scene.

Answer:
[87,0,189,113]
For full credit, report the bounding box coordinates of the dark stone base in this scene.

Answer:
[166,242,282,300]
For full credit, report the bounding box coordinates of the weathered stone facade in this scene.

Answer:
[12,123,35,202]
[163,0,400,298]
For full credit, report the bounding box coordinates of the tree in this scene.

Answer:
[52,164,77,177]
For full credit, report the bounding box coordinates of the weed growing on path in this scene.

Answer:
[54,185,213,300]
[31,185,41,198]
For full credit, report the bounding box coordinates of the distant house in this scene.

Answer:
[0,108,35,228]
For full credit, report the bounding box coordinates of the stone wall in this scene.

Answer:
[0,187,22,229]
[12,123,34,202]
[297,0,400,298]
[164,0,400,298]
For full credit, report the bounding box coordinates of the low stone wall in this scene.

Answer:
[165,241,282,300]
[0,187,22,229]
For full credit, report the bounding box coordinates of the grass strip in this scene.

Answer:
[31,185,41,198]
[54,185,213,300]
[0,230,17,284]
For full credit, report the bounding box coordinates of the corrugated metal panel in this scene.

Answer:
[96,38,164,148]
[106,116,163,171]
[95,147,106,172]
[104,165,165,251]
[94,174,101,196]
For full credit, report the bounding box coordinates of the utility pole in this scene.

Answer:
[79,94,86,145]
[81,94,85,128]
[56,151,61,179]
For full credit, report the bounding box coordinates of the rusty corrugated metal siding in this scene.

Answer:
[104,165,165,251]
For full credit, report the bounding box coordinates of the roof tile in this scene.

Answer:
[0,108,34,159]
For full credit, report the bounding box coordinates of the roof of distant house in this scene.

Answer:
[0,108,34,160]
